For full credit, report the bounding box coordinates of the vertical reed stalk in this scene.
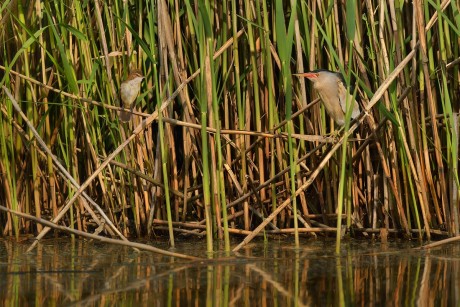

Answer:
[196,1,214,252]
[231,0,249,231]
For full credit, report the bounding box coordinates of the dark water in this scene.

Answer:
[0,237,459,306]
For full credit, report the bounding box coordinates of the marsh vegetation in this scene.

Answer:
[0,0,459,253]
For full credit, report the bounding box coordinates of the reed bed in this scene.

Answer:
[0,0,459,253]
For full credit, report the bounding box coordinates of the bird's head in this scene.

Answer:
[125,69,145,84]
[293,69,341,84]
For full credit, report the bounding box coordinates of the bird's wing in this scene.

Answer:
[337,79,360,119]
[337,79,349,114]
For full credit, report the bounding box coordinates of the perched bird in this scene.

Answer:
[119,69,144,122]
[295,69,360,126]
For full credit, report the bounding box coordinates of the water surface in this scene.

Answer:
[1,237,459,306]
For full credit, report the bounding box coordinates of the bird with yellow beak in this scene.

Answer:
[295,69,360,126]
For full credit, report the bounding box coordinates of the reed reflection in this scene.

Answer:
[0,239,459,306]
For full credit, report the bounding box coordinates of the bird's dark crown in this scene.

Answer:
[125,69,144,81]
[308,69,346,85]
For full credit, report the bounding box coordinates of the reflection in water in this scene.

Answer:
[0,238,459,306]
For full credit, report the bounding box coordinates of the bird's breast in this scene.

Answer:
[120,83,141,105]
[317,91,346,126]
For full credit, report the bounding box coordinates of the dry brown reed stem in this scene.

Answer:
[153,219,207,229]
[226,143,326,210]
[232,44,419,252]
[154,226,205,236]
[247,175,264,210]
[417,0,454,236]
[282,133,335,143]
[2,86,126,241]
[415,235,460,250]
[352,118,386,162]
[415,0,444,236]
[94,0,117,100]
[200,163,280,230]
[0,205,200,260]
[446,57,460,69]
[137,217,450,236]
[234,98,327,169]
[358,112,409,234]
[109,160,184,198]
[352,88,410,220]
[162,117,280,138]
[273,98,320,131]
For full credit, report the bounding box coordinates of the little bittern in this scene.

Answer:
[119,69,144,122]
[295,69,360,126]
